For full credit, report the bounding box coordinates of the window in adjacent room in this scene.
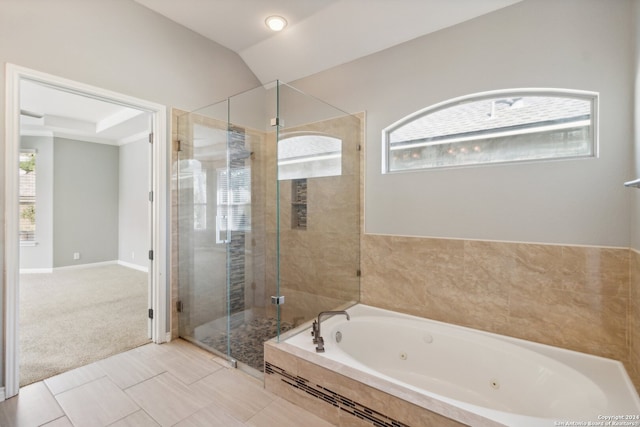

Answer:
[216,167,251,243]
[193,167,207,231]
[382,89,598,173]
[19,150,36,243]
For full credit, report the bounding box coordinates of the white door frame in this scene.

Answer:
[3,63,169,399]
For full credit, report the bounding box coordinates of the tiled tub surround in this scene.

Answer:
[361,235,635,381]
[264,340,470,427]
[266,305,640,427]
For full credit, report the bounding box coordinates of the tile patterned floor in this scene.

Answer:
[0,339,335,427]
[199,317,295,372]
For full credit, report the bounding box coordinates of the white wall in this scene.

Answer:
[119,138,149,270]
[292,0,635,247]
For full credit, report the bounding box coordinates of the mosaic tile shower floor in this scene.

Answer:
[200,317,294,371]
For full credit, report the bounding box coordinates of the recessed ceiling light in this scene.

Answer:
[265,15,287,32]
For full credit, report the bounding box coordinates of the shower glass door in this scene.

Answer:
[176,84,278,376]
[176,101,232,359]
[176,81,362,376]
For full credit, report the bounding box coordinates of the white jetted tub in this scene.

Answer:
[283,304,640,426]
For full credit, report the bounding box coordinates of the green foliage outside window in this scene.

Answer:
[20,153,35,173]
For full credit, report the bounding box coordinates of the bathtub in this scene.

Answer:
[272,304,640,427]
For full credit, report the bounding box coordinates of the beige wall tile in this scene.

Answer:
[561,246,629,296]
[511,243,564,291]
[507,285,627,359]
[463,240,515,291]
[362,234,633,372]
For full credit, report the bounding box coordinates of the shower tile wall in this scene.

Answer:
[361,234,635,385]
[170,108,362,344]
[266,114,362,326]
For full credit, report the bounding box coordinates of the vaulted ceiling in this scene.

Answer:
[133,0,522,84]
[20,1,522,143]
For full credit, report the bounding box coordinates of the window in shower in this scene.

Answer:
[383,89,598,173]
[278,134,342,180]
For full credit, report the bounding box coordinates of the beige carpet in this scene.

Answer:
[19,264,150,386]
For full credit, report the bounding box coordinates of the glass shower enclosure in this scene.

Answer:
[175,81,361,376]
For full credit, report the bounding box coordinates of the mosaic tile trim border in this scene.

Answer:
[265,362,409,427]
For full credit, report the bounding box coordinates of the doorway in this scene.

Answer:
[4,64,168,399]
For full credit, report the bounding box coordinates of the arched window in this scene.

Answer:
[278,134,342,180]
[383,89,598,173]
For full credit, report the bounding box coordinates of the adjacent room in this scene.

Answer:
[18,80,152,386]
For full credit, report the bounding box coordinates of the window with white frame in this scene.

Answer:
[383,89,598,173]
[278,134,342,180]
[19,150,36,242]
[216,167,251,243]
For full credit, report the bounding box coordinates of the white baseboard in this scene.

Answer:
[21,260,148,273]
[0,386,5,402]
[19,268,53,274]
[54,260,118,271]
[117,260,149,273]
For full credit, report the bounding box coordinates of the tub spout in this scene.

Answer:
[314,310,350,353]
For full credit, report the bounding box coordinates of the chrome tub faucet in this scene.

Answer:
[311,310,350,353]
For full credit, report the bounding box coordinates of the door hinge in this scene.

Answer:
[149,191,154,202]
[356,144,362,151]
[176,140,182,152]
[356,269,361,277]
[270,117,281,127]
[148,132,154,144]
[148,250,154,261]
[176,300,183,313]
[271,295,285,305]
[148,308,154,319]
